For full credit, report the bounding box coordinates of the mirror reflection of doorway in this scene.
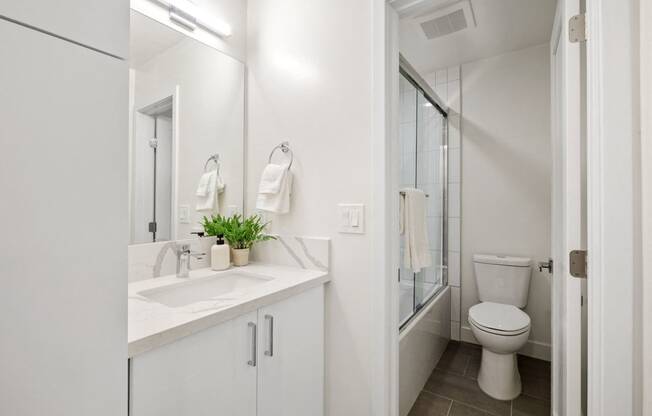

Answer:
[133,96,173,243]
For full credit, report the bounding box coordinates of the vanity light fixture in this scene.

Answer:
[151,0,232,38]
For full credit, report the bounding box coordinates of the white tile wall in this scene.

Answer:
[450,286,461,322]
[448,251,461,287]
[427,65,462,339]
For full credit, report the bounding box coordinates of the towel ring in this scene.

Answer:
[268,141,293,168]
[204,154,220,172]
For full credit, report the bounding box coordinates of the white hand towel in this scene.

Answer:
[196,170,219,212]
[258,163,287,194]
[400,188,431,272]
[196,170,215,197]
[256,165,292,214]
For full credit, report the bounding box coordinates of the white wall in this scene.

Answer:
[246,0,386,414]
[131,0,247,62]
[459,44,552,359]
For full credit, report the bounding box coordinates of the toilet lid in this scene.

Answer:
[468,302,530,333]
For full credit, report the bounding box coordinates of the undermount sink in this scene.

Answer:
[138,272,273,308]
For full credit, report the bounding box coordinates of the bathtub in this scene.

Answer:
[398,285,450,416]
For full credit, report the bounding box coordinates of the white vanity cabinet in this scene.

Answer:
[257,286,324,416]
[129,311,258,416]
[129,285,324,416]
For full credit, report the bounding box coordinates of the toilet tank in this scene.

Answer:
[473,254,532,308]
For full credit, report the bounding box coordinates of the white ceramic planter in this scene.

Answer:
[231,248,250,266]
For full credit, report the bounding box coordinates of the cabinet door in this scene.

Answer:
[0,19,127,416]
[257,286,324,416]
[130,312,257,416]
[0,0,128,58]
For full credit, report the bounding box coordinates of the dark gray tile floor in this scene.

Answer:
[408,341,551,416]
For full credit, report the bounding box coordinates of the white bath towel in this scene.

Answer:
[400,188,431,272]
[196,170,225,213]
[196,170,214,197]
[256,164,292,214]
[258,163,288,194]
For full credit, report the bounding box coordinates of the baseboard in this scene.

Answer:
[460,325,551,361]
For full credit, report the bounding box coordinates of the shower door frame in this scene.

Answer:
[398,56,449,331]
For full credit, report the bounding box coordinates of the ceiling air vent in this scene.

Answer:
[414,0,476,40]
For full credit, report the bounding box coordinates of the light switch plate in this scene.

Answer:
[338,204,365,234]
[179,205,190,224]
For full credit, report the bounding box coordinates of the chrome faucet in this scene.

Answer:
[175,243,205,278]
[153,241,205,278]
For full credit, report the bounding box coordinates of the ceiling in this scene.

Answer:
[129,11,186,68]
[395,0,557,74]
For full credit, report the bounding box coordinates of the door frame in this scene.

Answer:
[550,0,583,413]
[641,0,652,412]
[585,0,641,414]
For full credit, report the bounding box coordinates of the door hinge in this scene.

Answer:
[569,14,587,43]
[569,250,588,278]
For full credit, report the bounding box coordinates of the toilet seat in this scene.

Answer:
[469,302,530,335]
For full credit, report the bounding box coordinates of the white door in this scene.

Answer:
[0,19,127,416]
[550,0,585,415]
[130,312,257,416]
[257,286,324,416]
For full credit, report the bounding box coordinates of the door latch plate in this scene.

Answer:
[569,250,587,278]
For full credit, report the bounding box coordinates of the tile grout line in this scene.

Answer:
[445,399,453,416]
[427,390,503,416]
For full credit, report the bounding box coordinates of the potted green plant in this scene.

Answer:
[221,214,275,266]
[202,215,231,270]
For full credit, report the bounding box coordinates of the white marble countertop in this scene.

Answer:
[128,263,330,357]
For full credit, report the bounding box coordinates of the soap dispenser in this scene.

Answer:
[211,235,230,271]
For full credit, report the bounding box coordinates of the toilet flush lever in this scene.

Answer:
[538,258,553,274]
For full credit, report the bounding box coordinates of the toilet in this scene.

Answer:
[468,254,532,401]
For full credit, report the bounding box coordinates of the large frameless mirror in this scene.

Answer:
[128,10,245,244]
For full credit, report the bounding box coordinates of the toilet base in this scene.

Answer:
[477,348,521,401]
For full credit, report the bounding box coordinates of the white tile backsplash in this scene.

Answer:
[128,237,215,283]
[252,235,330,271]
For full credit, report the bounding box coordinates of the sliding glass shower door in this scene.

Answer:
[398,70,448,329]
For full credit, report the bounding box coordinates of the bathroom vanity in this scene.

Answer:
[128,264,329,416]
[126,8,330,416]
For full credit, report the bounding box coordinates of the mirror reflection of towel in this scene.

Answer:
[196,170,225,213]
